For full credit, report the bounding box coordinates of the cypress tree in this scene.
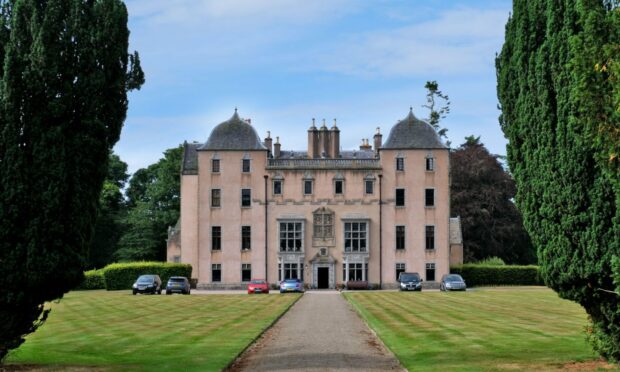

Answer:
[0,0,143,360]
[497,0,620,360]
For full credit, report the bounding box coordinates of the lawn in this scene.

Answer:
[6,290,301,371]
[345,287,616,371]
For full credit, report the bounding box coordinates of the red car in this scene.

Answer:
[247,279,269,294]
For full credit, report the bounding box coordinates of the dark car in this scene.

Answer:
[398,272,423,291]
[166,276,191,295]
[132,274,162,295]
[279,278,303,293]
[440,274,467,291]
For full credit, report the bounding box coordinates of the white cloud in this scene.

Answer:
[303,7,509,77]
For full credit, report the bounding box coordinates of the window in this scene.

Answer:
[273,180,282,195]
[241,226,251,250]
[212,264,221,282]
[344,222,367,252]
[173,255,180,263]
[279,263,302,280]
[334,180,343,195]
[426,157,434,171]
[395,188,405,207]
[304,180,313,195]
[241,189,251,207]
[212,159,220,173]
[211,189,221,207]
[396,263,406,281]
[396,226,405,250]
[425,188,435,207]
[426,263,436,281]
[396,157,404,171]
[279,222,303,252]
[425,226,435,250]
[242,159,251,173]
[242,264,251,282]
[365,180,374,194]
[342,263,368,281]
[212,226,221,250]
[313,208,334,239]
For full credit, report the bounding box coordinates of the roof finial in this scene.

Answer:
[235,107,238,113]
[409,106,413,113]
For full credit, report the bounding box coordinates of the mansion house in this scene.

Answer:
[167,109,463,289]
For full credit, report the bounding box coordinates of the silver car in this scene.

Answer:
[440,274,467,291]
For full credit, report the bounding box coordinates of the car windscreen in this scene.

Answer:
[445,275,463,281]
[284,279,299,283]
[168,278,185,283]
[400,275,419,282]
[250,280,265,284]
[137,276,154,283]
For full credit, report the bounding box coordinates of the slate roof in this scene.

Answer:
[382,109,447,150]
[199,110,267,151]
[182,142,199,175]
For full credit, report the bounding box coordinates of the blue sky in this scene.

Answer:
[117,0,512,174]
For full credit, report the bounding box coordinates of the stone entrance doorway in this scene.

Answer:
[317,267,329,289]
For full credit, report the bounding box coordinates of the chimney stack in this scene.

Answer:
[330,118,340,158]
[319,119,330,158]
[360,138,372,151]
[264,131,273,157]
[274,136,281,158]
[373,127,382,155]
[308,118,319,158]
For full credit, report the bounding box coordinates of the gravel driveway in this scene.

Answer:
[228,290,404,371]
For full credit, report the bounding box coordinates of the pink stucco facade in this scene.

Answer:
[168,110,462,289]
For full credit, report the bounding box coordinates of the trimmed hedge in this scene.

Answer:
[450,264,543,287]
[76,269,105,290]
[103,262,193,290]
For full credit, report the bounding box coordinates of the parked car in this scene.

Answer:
[398,272,422,291]
[132,274,162,295]
[166,276,191,295]
[440,274,467,291]
[247,279,270,294]
[280,278,304,293]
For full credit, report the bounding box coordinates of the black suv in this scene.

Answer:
[398,272,423,291]
[132,274,162,295]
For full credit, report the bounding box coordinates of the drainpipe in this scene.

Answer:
[264,175,269,283]
[378,174,383,289]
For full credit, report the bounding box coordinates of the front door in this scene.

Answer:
[317,267,329,289]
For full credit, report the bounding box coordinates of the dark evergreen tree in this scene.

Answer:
[497,0,620,360]
[451,136,536,264]
[115,146,182,261]
[87,152,129,269]
[0,0,143,361]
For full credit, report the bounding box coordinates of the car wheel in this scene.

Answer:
[166,291,172,295]
[133,290,137,295]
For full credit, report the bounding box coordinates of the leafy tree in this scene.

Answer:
[422,80,451,143]
[87,152,129,269]
[497,0,619,360]
[116,146,182,261]
[451,137,536,264]
[0,0,143,361]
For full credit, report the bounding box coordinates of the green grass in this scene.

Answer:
[6,290,301,371]
[345,287,616,371]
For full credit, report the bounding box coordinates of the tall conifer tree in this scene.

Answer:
[497,0,620,360]
[0,0,143,360]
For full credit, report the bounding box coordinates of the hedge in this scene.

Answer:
[102,262,193,290]
[76,269,105,290]
[450,264,543,287]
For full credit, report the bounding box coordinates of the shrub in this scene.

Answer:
[76,270,105,290]
[102,262,192,290]
[475,257,506,266]
[450,264,542,287]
